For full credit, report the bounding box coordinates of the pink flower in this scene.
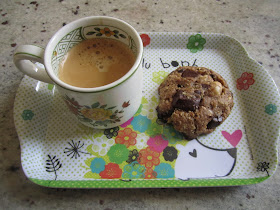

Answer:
[147,135,168,153]
[140,34,151,47]
[120,117,133,128]
[236,72,255,90]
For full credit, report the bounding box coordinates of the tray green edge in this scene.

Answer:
[29,177,269,188]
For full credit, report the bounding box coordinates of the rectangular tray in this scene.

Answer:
[14,32,280,188]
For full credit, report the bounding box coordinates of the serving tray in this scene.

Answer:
[14,32,280,188]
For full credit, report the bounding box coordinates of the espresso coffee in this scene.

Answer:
[58,38,136,88]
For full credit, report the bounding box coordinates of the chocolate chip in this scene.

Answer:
[156,107,173,120]
[172,90,201,112]
[182,69,199,78]
[207,116,223,129]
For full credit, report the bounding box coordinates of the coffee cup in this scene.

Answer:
[13,16,143,129]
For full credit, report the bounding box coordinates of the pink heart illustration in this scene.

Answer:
[222,130,242,147]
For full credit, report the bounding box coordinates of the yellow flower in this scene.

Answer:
[81,108,112,121]
[100,27,115,37]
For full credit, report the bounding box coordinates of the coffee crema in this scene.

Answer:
[58,38,136,88]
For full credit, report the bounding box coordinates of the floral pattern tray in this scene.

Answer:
[14,32,280,188]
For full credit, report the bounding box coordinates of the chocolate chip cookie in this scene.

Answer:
[156,66,234,139]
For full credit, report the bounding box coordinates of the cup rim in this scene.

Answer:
[44,16,143,93]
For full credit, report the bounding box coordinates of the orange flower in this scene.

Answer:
[115,128,137,148]
[81,108,112,121]
[145,168,157,179]
[99,163,122,179]
[138,147,160,168]
[100,27,115,37]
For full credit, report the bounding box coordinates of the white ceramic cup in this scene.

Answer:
[14,16,143,129]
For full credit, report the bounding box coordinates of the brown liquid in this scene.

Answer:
[58,38,136,88]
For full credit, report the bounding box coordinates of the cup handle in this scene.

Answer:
[13,45,53,84]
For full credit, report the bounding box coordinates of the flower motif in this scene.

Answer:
[115,128,137,148]
[21,110,35,120]
[104,126,119,139]
[236,72,255,90]
[90,158,106,173]
[146,123,163,137]
[122,161,145,179]
[138,147,160,168]
[91,137,114,156]
[163,146,178,162]
[81,108,112,121]
[147,135,168,153]
[63,97,81,115]
[127,149,139,163]
[122,101,130,108]
[99,163,122,179]
[140,33,151,47]
[265,104,277,115]
[135,133,149,150]
[152,71,169,84]
[141,101,158,120]
[257,162,270,176]
[162,125,183,144]
[120,117,133,128]
[186,34,206,53]
[100,27,115,37]
[131,115,151,132]
[144,168,157,179]
[107,144,129,164]
[154,163,175,178]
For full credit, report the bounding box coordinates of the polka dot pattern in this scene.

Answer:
[14,32,280,188]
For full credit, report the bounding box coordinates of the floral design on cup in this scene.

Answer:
[140,34,151,47]
[21,109,35,120]
[236,72,255,90]
[122,161,145,179]
[86,27,127,39]
[265,104,277,115]
[186,34,206,53]
[63,95,130,127]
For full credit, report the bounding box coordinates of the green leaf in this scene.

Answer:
[91,102,100,108]
[94,27,100,31]
[107,106,116,109]
[96,33,102,36]
[86,144,99,156]
[120,34,126,39]
[114,35,119,39]
[141,97,148,104]
[84,171,100,178]
[100,104,107,109]
[79,117,92,122]
[84,157,95,167]
[86,31,96,35]
[151,96,158,103]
